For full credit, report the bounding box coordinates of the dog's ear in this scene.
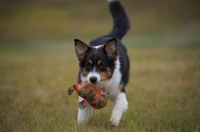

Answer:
[104,38,118,58]
[74,39,91,61]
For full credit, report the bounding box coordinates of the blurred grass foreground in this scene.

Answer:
[0,0,200,131]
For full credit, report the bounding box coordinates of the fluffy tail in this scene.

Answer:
[107,0,130,40]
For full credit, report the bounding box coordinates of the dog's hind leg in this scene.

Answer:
[109,92,128,127]
[77,96,93,124]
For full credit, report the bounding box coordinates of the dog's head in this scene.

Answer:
[74,38,119,85]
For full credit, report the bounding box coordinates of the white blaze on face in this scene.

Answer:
[87,67,101,85]
[84,45,103,85]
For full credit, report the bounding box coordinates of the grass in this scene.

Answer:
[0,29,200,131]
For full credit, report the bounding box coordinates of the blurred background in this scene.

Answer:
[0,0,200,43]
[1,0,200,131]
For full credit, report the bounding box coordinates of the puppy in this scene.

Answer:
[74,0,130,127]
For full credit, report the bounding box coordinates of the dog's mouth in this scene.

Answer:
[94,80,108,86]
[87,72,108,86]
[90,83,100,86]
[89,81,101,86]
[90,79,108,86]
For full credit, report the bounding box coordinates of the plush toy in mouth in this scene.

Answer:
[68,81,110,109]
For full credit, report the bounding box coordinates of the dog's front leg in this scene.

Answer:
[109,92,128,127]
[77,96,93,124]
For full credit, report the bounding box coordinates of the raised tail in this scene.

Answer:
[107,0,130,40]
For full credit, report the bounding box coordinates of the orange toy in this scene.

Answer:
[68,81,110,109]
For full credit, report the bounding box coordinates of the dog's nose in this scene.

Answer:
[90,76,97,84]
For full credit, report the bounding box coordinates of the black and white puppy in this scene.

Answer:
[74,0,130,127]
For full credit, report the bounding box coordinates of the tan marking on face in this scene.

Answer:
[99,72,107,81]
[99,68,112,81]
[88,60,93,65]
[106,68,112,79]
[97,60,102,65]
[81,67,89,77]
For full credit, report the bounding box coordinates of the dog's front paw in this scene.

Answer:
[109,116,120,127]
[109,112,122,127]
[77,120,87,126]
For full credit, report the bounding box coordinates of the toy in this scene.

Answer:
[68,81,110,109]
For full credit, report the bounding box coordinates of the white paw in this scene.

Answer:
[109,113,121,127]
[77,120,87,126]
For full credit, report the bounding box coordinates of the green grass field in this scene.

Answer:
[1,0,200,131]
[0,28,200,131]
